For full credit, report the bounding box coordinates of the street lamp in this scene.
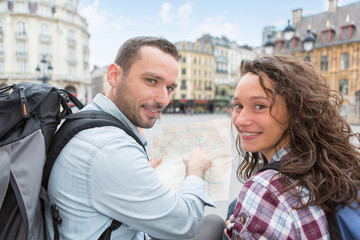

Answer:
[35,56,53,84]
[283,19,295,41]
[302,29,315,62]
[264,35,275,55]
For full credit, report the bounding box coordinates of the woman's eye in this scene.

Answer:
[234,104,243,110]
[254,104,266,110]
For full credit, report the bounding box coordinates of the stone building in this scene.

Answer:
[0,0,91,104]
[197,34,255,112]
[263,0,360,123]
[172,41,215,113]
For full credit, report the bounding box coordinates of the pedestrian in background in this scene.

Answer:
[225,54,360,239]
[46,36,224,240]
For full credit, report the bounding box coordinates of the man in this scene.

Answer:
[46,37,224,239]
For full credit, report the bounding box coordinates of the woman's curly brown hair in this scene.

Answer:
[235,54,360,213]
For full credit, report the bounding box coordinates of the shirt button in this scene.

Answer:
[240,216,246,224]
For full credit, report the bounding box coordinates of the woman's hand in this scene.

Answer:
[224,214,234,239]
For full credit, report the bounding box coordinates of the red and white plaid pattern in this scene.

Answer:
[226,148,329,240]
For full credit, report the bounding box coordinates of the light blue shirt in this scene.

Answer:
[45,94,214,240]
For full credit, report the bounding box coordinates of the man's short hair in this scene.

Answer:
[114,36,181,77]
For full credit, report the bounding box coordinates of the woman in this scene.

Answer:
[225,54,360,239]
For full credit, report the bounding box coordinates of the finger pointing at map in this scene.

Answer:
[183,147,213,179]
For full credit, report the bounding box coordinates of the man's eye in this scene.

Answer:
[166,86,174,93]
[146,78,155,84]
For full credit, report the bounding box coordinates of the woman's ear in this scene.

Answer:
[107,63,122,87]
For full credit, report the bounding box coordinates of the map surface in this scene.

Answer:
[150,118,233,201]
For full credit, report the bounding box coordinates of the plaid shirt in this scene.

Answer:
[226,148,329,240]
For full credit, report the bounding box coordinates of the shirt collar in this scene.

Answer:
[269,146,291,164]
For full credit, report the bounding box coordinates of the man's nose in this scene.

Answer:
[154,87,170,106]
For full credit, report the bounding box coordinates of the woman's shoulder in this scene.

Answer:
[233,169,328,239]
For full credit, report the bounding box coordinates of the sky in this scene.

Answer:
[78,0,359,69]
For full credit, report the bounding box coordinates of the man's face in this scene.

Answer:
[113,46,179,128]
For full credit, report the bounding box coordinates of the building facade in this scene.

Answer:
[171,41,215,113]
[0,0,91,104]
[263,0,360,123]
[197,34,256,112]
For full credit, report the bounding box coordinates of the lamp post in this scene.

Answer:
[283,19,295,41]
[264,35,275,55]
[35,56,53,84]
[302,29,315,62]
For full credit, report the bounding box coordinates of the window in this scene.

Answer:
[181,68,186,75]
[0,60,4,73]
[17,22,26,36]
[341,26,354,40]
[68,30,75,45]
[68,30,74,41]
[39,5,50,16]
[286,40,292,50]
[0,2,4,12]
[66,0,73,8]
[29,0,37,13]
[16,41,27,56]
[321,56,329,71]
[0,41,4,56]
[15,2,26,13]
[40,24,50,41]
[339,79,349,95]
[343,27,349,40]
[17,60,27,73]
[40,43,51,57]
[67,12,74,23]
[340,53,350,70]
[68,64,75,76]
[182,57,186,63]
[68,47,75,60]
[321,30,334,43]
[181,80,187,90]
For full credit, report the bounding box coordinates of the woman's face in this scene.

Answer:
[231,72,289,161]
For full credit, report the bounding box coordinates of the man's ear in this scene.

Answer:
[107,63,122,87]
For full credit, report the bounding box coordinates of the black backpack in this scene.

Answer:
[0,82,146,240]
[258,162,360,240]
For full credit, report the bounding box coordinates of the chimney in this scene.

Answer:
[329,0,338,12]
[292,8,302,26]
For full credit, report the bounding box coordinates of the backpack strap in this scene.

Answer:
[98,219,122,240]
[43,110,146,187]
[256,161,281,173]
[43,110,147,240]
[326,212,343,240]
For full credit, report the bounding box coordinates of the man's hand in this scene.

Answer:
[149,156,163,169]
[182,147,212,179]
